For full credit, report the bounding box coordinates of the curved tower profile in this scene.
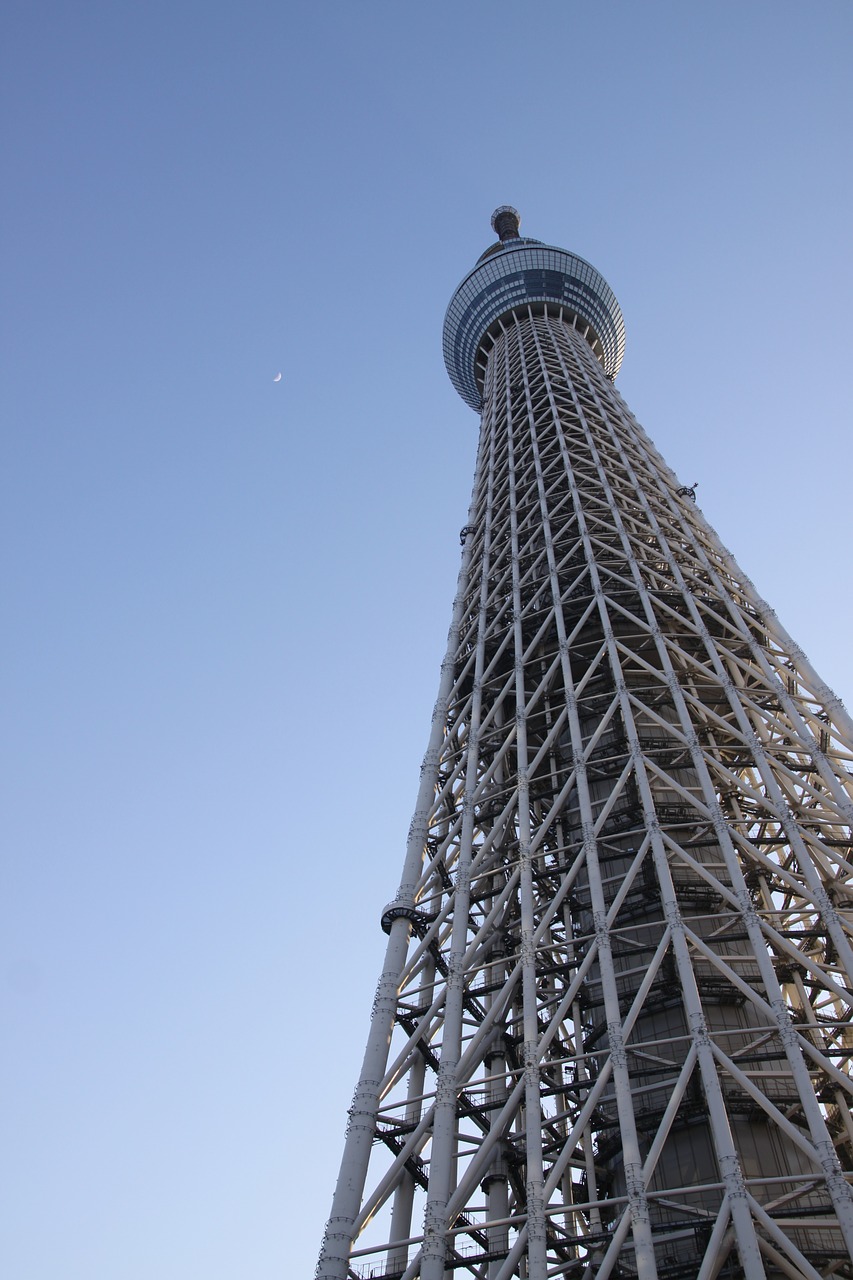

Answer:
[315,210,853,1280]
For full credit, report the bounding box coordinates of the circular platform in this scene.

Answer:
[443,231,626,411]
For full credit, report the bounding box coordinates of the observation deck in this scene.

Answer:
[443,207,626,411]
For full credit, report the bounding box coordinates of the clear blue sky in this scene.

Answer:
[2,3,851,1277]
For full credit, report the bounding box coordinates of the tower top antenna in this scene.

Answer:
[490,205,521,240]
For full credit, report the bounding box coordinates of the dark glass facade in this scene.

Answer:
[443,240,626,410]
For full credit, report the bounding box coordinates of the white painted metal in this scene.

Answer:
[315,219,853,1280]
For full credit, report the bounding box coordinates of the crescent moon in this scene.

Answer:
[273,372,282,382]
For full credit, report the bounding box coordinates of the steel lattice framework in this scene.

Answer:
[315,211,853,1280]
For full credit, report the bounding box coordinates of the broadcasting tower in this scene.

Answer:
[315,209,853,1280]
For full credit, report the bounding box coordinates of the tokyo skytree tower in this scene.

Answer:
[314,209,853,1280]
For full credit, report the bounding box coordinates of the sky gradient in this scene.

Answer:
[2,3,852,1277]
